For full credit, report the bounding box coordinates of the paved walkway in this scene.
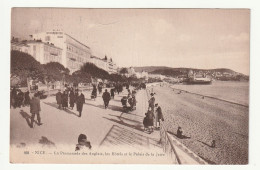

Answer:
[10,87,171,163]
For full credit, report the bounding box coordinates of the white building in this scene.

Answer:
[90,56,108,71]
[30,30,92,73]
[11,41,29,54]
[107,59,118,74]
[26,40,63,64]
[148,74,166,80]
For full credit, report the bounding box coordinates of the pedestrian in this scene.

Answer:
[76,90,85,117]
[62,91,68,110]
[102,89,111,109]
[17,89,24,108]
[177,127,183,138]
[30,93,42,128]
[127,89,131,96]
[98,83,102,94]
[148,93,155,112]
[74,89,79,102]
[11,87,18,108]
[24,90,30,106]
[118,84,122,94]
[155,103,164,130]
[145,107,155,133]
[126,83,129,90]
[91,85,97,100]
[110,88,115,99]
[69,90,76,110]
[56,90,62,109]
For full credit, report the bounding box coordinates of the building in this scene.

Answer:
[11,41,29,54]
[26,40,63,64]
[30,30,92,73]
[90,56,108,71]
[107,59,118,74]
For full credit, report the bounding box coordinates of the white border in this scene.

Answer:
[1,0,260,170]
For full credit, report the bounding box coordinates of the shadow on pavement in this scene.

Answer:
[84,102,125,113]
[39,136,56,148]
[43,102,79,117]
[19,110,38,128]
[99,125,161,149]
[167,131,191,139]
[197,140,213,148]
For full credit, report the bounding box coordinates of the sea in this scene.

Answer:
[171,81,249,106]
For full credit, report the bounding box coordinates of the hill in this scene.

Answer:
[133,66,248,79]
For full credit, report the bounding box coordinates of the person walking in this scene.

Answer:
[56,90,62,109]
[11,87,18,108]
[91,85,97,100]
[148,93,155,112]
[145,107,155,133]
[62,91,68,110]
[110,88,115,99]
[30,93,42,128]
[155,103,164,130]
[69,90,76,110]
[17,89,25,108]
[76,90,85,117]
[102,89,111,109]
[98,83,102,94]
[24,90,30,106]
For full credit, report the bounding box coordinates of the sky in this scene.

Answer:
[11,8,250,75]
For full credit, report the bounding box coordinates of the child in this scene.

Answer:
[75,134,92,151]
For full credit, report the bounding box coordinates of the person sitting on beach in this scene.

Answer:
[75,134,92,151]
[211,140,216,148]
[177,127,183,138]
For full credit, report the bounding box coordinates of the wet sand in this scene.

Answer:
[150,85,249,164]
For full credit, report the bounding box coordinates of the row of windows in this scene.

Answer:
[44,46,62,55]
[66,44,90,57]
[44,54,61,63]
[67,52,87,63]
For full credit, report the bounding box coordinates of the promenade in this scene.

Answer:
[10,87,170,163]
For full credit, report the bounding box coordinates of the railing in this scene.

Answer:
[159,121,182,164]
[145,87,181,164]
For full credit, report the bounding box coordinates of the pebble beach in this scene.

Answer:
[151,84,249,164]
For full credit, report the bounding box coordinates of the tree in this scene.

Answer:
[119,67,128,74]
[11,50,45,87]
[67,70,92,85]
[80,62,110,80]
[43,62,70,82]
[104,55,107,60]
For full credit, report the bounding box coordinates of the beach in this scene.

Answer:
[150,83,249,164]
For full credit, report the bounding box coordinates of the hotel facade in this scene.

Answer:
[30,30,92,73]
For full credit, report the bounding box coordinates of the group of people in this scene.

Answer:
[120,88,137,112]
[10,87,30,108]
[56,88,85,117]
[143,92,165,133]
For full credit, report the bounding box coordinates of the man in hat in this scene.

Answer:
[30,93,42,128]
[76,90,85,117]
[102,89,111,109]
[155,103,164,130]
[56,90,62,109]
[148,92,155,112]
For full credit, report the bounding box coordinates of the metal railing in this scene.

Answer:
[159,121,181,164]
[145,87,181,164]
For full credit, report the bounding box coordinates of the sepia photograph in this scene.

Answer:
[9,8,249,164]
